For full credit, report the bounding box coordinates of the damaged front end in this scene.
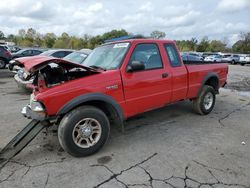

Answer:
[20,57,101,120]
[1,58,102,163]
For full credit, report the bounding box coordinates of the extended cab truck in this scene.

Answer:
[20,39,228,157]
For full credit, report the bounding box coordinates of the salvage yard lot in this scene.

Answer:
[0,65,250,188]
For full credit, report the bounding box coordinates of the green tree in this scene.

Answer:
[232,32,250,53]
[150,30,166,39]
[209,40,226,52]
[0,31,5,39]
[196,37,210,52]
[26,28,36,42]
[43,33,56,48]
[188,38,198,51]
[102,29,129,42]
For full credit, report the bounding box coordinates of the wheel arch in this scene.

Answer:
[0,57,8,65]
[57,93,125,131]
[197,73,219,97]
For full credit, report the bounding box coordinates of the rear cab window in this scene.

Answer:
[164,43,182,67]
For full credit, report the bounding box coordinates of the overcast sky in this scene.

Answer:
[0,0,250,45]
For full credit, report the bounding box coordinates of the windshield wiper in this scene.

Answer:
[89,65,106,71]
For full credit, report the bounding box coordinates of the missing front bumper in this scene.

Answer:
[22,105,46,121]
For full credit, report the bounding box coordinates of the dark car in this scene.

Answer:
[0,46,12,69]
[39,49,74,58]
[9,49,74,72]
[11,48,44,59]
[63,49,92,64]
[9,46,22,53]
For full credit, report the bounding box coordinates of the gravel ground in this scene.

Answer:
[0,64,250,188]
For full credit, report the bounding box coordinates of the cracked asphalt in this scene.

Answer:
[0,65,250,188]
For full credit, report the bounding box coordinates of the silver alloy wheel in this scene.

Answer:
[204,92,213,110]
[0,59,5,68]
[72,118,102,148]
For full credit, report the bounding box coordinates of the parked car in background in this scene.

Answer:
[0,44,11,52]
[9,49,74,72]
[239,54,250,66]
[63,49,92,64]
[0,46,12,69]
[9,46,22,53]
[204,54,222,62]
[186,52,203,60]
[202,52,219,59]
[181,53,202,62]
[221,54,240,64]
[11,48,45,59]
[39,49,74,58]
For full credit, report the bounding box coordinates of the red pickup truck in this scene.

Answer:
[20,39,228,157]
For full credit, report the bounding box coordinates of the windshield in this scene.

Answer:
[63,52,88,64]
[83,42,130,70]
[16,49,28,54]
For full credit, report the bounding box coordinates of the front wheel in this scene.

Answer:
[58,106,110,157]
[193,85,216,115]
[0,59,6,69]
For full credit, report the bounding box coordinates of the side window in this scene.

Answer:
[164,44,182,67]
[22,50,32,55]
[53,51,65,58]
[129,43,163,70]
[32,50,41,55]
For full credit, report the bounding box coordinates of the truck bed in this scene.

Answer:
[185,61,228,99]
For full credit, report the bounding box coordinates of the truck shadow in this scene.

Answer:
[111,100,194,136]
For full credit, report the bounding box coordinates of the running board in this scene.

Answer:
[0,120,46,167]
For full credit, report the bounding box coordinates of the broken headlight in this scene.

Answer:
[30,100,45,112]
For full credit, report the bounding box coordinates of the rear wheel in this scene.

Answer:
[0,58,6,69]
[231,60,235,65]
[241,63,245,66]
[58,105,110,157]
[193,85,216,115]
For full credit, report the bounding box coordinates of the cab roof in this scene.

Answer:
[104,38,175,45]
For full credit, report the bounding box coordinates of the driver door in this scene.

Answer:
[121,43,172,117]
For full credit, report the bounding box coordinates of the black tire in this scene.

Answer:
[58,105,110,157]
[0,58,6,69]
[232,60,235,65]
[241,63,245,66]
[193,85,216,115]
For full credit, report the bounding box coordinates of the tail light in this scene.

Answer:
[4,51,11,57]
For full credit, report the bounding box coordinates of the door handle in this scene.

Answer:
[162,73,168,78]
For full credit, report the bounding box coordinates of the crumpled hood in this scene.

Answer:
[15,56,100,73]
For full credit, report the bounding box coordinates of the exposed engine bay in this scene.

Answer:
[13,58,100,90]
[33,63,98,88]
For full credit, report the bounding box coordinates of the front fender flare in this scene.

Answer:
[57,92,125,122]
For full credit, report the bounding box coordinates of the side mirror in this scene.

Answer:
[127,61,145,72]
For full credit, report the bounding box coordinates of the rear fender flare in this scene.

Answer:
[197,72,219,97]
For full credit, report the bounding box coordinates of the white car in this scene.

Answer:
[239,55,250,66]
[204,54,222,62]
